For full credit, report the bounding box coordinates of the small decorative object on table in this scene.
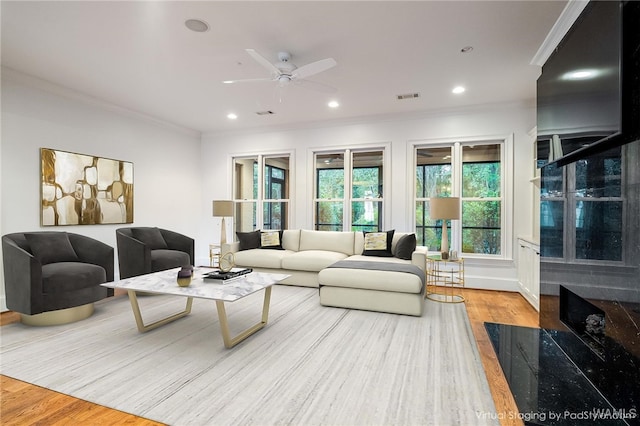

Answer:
[203,268,252,282]
[177,266,194,287]
[219,252,235,272]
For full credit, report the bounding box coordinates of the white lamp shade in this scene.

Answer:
[429,197,460,220]
[212,200,234,217]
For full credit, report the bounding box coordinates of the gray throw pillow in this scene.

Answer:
[395,233,417,260]
[362,230,395,257]
[25,232,79,265]
[237,230,261,251]
[131,227,168,250]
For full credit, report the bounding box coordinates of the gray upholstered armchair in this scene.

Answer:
[2,231,114,325]
[116,227,194,279]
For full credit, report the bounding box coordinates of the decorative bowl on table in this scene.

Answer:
[177,266,194,287]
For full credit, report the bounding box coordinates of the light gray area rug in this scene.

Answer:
[1,286,498,425]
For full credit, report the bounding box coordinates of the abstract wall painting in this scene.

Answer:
[40,148,134,226]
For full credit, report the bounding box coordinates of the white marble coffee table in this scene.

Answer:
[103,268,289,348]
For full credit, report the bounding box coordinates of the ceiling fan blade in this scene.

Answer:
[222,77,273,84]
[245,49,281,76]
[294,79,338,94]
[292,58,336,80]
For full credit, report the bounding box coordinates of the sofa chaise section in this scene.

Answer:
[318,260,425,316]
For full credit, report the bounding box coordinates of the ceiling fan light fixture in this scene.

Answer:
[227,49,338,96]
[184,19,209,33]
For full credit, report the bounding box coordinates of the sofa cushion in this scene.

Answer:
[151,249,191,272]
[281,229,300,251]
[299,230,355,255]
[25,232,79,265]
[260,230,284,250]
[42,262,106,293]
[131,227,168,250]
[362,230,394,257]
[281,250,349,272]
[395,233,417,260]
[237,230,261,251]
[318,267,423,294]
[234,248,293,269]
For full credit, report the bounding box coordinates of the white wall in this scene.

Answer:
[0,68,539,311]
[201,102,538,292]
[0,69,202,311]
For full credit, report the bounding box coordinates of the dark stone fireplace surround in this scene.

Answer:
[487,1,640,423]
[487,115,640,426]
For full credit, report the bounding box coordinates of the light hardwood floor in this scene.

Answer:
[1,289,539,426]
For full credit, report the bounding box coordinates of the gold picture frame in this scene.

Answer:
[40,148,134,226]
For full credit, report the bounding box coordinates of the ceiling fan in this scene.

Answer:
[223,49,337,93]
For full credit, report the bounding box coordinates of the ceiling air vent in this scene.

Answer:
[256,110,275,116]
[396,93,420,100]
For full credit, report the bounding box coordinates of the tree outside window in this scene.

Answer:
[415,142,503,255]
[461,144,502,255]
[415,147,453,249]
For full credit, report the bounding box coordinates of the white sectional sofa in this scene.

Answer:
[222,229,428,316]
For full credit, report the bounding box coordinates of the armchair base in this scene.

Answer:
[20,303,95,326]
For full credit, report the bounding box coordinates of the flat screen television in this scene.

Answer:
[537,0,639,167]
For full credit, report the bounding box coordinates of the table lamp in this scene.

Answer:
[212,200,234,245]
[429,197,460,259]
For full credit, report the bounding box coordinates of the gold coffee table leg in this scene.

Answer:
[128,290,193,332]
[215,286,272,348]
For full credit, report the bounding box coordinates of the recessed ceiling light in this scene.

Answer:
[227,113,238,120]
[452,86,466,94]
[562,69,599,80]
[185,19,209,33]
[461,46,474,53]
[328,100,340,108]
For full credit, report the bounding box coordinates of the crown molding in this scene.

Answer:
[531,0,590,67]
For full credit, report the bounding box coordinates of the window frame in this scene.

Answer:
[411,135,514,260]
[231,151,293,232]
[311,144,391,232]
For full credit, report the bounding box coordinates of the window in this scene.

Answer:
[263,159,288,230]
[232,154,290,232]
[461,144,502,254]
[541,147,624,262]
[415,141,505,256]
[314,149,384,231]
[415,147,453,250]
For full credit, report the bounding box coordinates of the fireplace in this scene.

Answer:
[486,137,640,426]
[559,285,606,358]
